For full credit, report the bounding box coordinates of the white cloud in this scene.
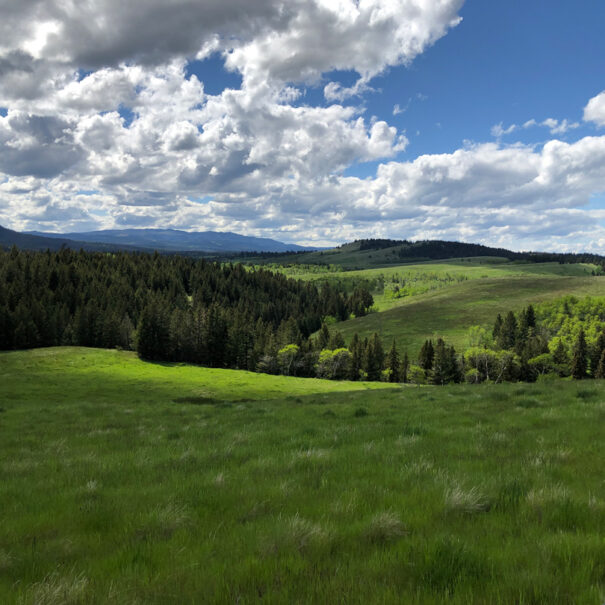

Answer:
[2,0,605,252]
[492,117,580,138]
[540,118,580,135]
[584,90,605,127]
[491,123,517,137]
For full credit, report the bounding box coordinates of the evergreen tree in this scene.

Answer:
[364,332,384,381]
[499,311,517,350]
[492,313,503,341]
[386,340,400,382]
[328,330,345,350]
[571,328,588,380]
[317,322,331,350]
[525,304,536,328]
[348,333,363,381]
[431,339,459,385]
[595,349,605,379]
[431,339,448,385]
[418,339,434,373]
[590,331,605,377]
[137,302,170,361]
[350,287,374,317]
[401,351,409,383]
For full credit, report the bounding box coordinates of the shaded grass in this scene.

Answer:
[0,348,604,603]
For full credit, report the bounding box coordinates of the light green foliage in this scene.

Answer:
[464,348,519,383]
[407,364,427,384]
[466,325,492,349]
[277,344,299,376]
[316,347,351,380]
[2,348,605,603]
[539,296,605,352]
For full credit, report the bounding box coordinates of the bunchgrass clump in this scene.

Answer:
[17,572,89,605]
[363,511,407,544]
[445,485,491,514]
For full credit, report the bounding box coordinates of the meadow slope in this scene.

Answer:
[336,275,605,354]
[1,348,604,604]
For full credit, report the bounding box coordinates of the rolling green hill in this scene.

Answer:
[335,274,605,354]
[1,348,604,603]
[275,259,598,312]
[242,238,605,271]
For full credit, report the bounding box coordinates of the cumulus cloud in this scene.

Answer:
[2,0,605,252]
[584,90,605,127]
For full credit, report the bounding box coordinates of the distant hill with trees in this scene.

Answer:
[239,238,605,269]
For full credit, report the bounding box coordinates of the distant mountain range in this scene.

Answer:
[0,225,317,253]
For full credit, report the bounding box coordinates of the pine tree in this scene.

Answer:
[328,330,345,350]
[595,349,605,379]
[525,304,536,328]
[364,332,384,381]
[418,340,434,372]
[348,333,363,381]
[386,340,400,382]
[317,322,330,350]
[500,311,517,350]
[401,351,409,383]
[137,302,170,361]
[431,339,448,385]
[492,313,503,341]
[571,328,588,380]
[590,331,605,377]
[552,339,569,377]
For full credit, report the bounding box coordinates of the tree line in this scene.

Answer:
[0,247,374,366]
[2,247,604,386]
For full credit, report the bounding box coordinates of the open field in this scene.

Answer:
[1,348,605,603]
[336,275,605,354]
[273,259,599,312]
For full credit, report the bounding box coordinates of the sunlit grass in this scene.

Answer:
[1,348,604,603]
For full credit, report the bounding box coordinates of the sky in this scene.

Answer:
[1,0,605,251]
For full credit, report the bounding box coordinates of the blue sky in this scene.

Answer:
[1,0,605,250]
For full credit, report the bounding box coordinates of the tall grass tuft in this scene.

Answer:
[445,485,491,514]
[364,511,407,544]
[18,572,89,605]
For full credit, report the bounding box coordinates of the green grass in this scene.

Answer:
[336,275,605,354]
[0,347,389,404]
[1,348,605,603]
[270,259,598,312]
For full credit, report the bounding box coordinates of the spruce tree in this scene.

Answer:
[525,304,536,328]
[590,331,605,376]
[364,332,384,381]
[401,351,409,383]
[317,323,330,350]
[348,333,363,381]
[418,340,434,372]
[386,340,400,382]
[571,328,588,380]
[492,313,503,342]
[595,349,605,379]
[431,339,447,385]
[500,311,517,350]
[328,329,345,350]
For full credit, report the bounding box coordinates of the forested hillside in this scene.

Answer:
[0,247,373,372]
[239,238,605,270]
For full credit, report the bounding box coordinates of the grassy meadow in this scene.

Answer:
[274,259,599,313]
[1,348,605,603]
[336,273,605,354]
